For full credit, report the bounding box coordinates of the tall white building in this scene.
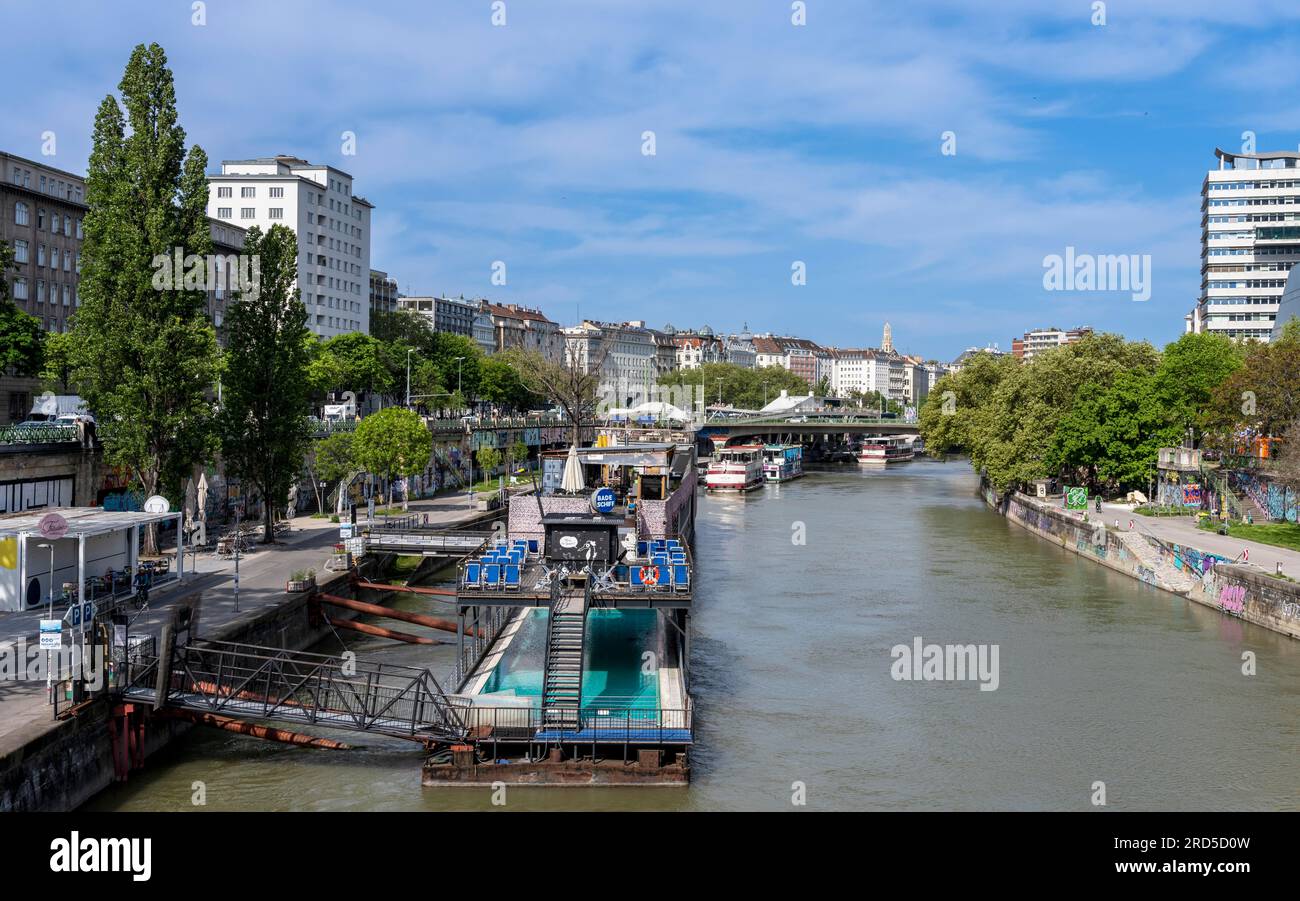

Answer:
[208,155,372,338]
[1186,147,1300,342]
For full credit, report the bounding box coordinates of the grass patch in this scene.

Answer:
[1134,505,1192,517]
[1197,519,1300,552]
[388,555,422,578]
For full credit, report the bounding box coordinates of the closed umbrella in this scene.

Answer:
[197,473,209,523]
[561,445,585,493]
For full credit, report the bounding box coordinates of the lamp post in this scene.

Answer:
[38,542,54,700]
[454,356,464,409]
[716,378,724,408]
[405,348,414,408]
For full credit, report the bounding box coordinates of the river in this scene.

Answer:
[87,460,1300,811]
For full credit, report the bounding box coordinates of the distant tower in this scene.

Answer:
[882,322,894,353]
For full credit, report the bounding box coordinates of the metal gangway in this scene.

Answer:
[120,639,467,742]
[362,528,494,557]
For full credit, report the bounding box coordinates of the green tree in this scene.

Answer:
[659,362,808,411]
[40,331,76,393]
[480,355,537,411]
[504,347,602,446]
[312,332,393,399]
[0,240,45,378]
[477,446,501,481]
[1203,323,1300,443]
[217,224,313,542]
[311,431,356,513]
[70,44,221,551]
[1153,332,1242,445]
[508,438,529,472]
[352,407,432,503]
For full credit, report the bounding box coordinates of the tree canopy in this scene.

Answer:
[352,406,432,503]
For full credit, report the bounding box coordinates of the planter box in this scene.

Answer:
[285,578,316,593]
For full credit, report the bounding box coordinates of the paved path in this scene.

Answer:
[0,495,487,756]
[1097,500,1300,577]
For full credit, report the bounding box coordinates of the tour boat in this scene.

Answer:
[857,436,915,466]
[762,444,804,483]
[706,445,766,491]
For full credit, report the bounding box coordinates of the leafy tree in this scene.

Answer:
[508,438,529,471]
[1203,323,1300,443]
[370,309,433,346]
[314,432,356,483]
[70,44,221,551]
[1153,331,1242,445]
[312,332,393,399]
[217,224,313,542]
[0,239,45,378]
[40,331,76,393]
[477,446,501,481]
[813,374,831,397]
[426,332,483,401]
[352,407,432,503]
[479,355,537,411]
[659,362,808,411]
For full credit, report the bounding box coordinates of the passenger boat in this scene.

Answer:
[857,436,915,466]
[762,444,804,482]
[705,445,765,491]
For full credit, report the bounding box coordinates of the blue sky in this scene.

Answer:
[5,0,1300,360]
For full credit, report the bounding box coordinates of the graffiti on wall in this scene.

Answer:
[1218,584,1247,617]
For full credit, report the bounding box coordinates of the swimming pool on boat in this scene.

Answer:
[480,608,660,710]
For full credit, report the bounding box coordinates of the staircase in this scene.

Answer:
[541,586,588,731]
[1117,530,1197,594]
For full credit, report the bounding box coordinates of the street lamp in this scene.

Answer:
[716,378,724,408]
[405,348,414,408]
[37,542,54,700]
[454,356,464,408]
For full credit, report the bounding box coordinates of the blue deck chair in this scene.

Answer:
[652,553,669,568]
[527,539,540,555]
[463,561,481,588]
[636,540,648,559]
[504,563,520,590]
[630,567,645,590]
[483,563,501,589]
[673,563,689,592]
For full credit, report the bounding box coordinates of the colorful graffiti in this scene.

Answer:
[1181,484,1202,507]
[1218,584,1247,617]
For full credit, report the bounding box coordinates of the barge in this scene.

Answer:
[705,444,764,491]
[858,436,915,466]
[762,444,804,483]
[425,441,696,786]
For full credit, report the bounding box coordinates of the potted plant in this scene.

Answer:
[285,569,316,593]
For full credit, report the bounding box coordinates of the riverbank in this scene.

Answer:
[981,479,1300,640]
[0,494,489,811]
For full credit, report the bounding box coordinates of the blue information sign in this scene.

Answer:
[591,487,616,514]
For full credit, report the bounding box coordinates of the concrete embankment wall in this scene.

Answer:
[0,563,387,812]
[981,480,1300,640]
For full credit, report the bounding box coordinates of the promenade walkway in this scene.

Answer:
[0,493,485,758]
[1098,500,1300,577]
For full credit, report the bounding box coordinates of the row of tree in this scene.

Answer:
[919,331,1245,493]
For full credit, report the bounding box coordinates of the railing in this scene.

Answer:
[457,704,692,744]
[307,417,359,437]
[122,639,467,740]
[0,424,79,445]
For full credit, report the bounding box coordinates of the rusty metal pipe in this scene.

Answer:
[319,593,481,637]
[155,708,351,749]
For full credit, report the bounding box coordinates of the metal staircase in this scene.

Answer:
[541,584,588,731]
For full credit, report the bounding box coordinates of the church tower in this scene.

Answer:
[882,322,894,353]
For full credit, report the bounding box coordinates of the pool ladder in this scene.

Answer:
[540,584,588,731]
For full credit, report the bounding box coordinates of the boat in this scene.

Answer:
[705,445,765,491]
[857,436,915,466]
[762,444,804,482]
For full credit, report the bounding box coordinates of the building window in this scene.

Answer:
[14,202,28,225]
[62,286,69,306]
[37,245,45,267]
[12,278,27,300]
[36,208,45,229]
[36,281,44,303]
[63,250,71,271]
[217,186,232,198]
[51,212,59,234]
[240,187,255,198]
[75,218,83,239]
[268,208,283,219]
[240,208,255,219]
[13,240,27,263]
[218,207,232,219]
[270,187,284,198]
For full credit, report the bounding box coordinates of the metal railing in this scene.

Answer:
[458,704,692,744]
[121,639,467,741]
[0,423,79,444]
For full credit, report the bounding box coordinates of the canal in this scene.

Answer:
[88,461,1300,811]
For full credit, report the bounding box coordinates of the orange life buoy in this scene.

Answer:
[640,565,659,586]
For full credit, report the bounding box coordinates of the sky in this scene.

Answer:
[5,0,1300,361]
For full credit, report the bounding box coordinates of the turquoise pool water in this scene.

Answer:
[481,608,660,710]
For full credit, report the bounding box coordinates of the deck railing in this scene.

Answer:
[458,704,692,744]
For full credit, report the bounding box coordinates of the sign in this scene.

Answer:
[81,601,95,630]
[591,487,617,514]
[1065,487,1088,511]
[542,457,565,496]
[38,512,68,540]
[339,524,353,539]
[63,604,81,627]
[39,619,62,649]
[143,495,171,514]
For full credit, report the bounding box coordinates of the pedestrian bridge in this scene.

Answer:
[120,639,467,742]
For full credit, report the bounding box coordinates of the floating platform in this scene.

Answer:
[423,747,688,786]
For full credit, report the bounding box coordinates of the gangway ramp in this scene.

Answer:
[120,639,467,742]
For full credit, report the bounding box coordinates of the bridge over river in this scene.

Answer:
[695,414,919,449]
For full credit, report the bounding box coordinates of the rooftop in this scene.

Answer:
[0,507,179,538]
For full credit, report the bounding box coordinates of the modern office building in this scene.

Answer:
[369,269,400,320]
[1010,326,1092,361]
[397,295,478,338]
[0,152,87,422]
[208,155,372,338]
[1186,147,1300,342]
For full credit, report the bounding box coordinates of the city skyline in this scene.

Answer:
[4,2,1300,359]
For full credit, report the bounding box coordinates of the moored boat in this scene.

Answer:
[857,436,915,466]
[706,445,765,491]
[762,444,804,482]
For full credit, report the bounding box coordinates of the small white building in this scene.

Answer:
[0,508,183,612]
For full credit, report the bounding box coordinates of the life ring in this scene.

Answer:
[640,565,659,586]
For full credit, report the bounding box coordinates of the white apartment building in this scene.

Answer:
[208,155,372,338]
[828,349,906,403]
[1011,326,1092,361]
[564,321,659,405]
[1186,147,1300,342]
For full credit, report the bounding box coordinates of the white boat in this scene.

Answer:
[762,444,804,482]
[706,445,765,491]
[858,436,915,466]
